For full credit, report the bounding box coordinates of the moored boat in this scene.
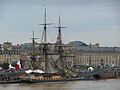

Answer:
[19,8,95,83]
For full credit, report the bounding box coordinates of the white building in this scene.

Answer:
[74,46,120,67]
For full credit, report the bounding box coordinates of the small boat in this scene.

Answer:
[0,70,21,84]
[0,80,21,84]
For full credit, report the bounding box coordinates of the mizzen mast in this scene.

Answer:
[30,30,38,70]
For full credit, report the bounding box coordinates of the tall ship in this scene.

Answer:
[19,8,86,83]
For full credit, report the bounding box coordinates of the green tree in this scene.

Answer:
[2,62,9,69]
[0,63,2,67]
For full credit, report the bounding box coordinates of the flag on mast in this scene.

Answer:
[16,60,21,70]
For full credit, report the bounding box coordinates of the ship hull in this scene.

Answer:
[0,80,21,84]
[21,77,95,83]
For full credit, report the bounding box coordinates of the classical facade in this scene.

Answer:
[1,41,120,68]
[74,45,120,67]
[0,42,21,64]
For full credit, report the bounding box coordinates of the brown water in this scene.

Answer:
[0,79,120,90]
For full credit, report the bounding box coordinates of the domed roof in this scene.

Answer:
[67,41,88,47]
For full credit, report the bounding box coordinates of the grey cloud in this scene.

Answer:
[0,0,120,6]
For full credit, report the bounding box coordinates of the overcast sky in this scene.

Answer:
[0,0,120,46]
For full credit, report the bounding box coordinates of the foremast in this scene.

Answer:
[55,15,75,75]
[55,15,67,73]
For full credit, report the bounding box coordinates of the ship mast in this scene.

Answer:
[55,15,66,73]
[39,8,53,73]
[89,43,92,67]
[30,30,38,70]
[56,15,62,45]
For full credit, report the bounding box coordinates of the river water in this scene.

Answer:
[0,79,120,90]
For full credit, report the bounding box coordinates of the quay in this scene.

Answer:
[78,68,120,79]
[0,67,120,84]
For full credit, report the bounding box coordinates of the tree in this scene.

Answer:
[2,62,9,70]
[0,63,2,67]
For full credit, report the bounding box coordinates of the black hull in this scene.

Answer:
[0,80,21,84]
[21,77,95,83]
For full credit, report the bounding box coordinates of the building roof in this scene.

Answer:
[74,46,120,53]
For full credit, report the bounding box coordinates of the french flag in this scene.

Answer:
[16,60,21,70]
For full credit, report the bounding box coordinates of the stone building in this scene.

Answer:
[74,45,120,67]
[1,41,120,68]
[0,42,21,64]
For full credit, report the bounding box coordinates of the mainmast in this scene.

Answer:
[39,8,53,73]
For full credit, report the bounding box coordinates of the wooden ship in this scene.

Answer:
[19,8,88,83]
